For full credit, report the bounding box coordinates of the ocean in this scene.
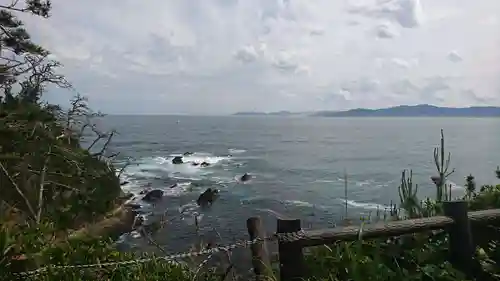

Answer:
[100,115,500,264]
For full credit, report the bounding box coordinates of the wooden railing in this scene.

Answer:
[246,201,500,281]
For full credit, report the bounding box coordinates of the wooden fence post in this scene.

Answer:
[277,218,305,281]
[443,201,475,278]
[247,217,272,281]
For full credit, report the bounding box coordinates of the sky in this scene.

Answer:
[22,0,500,115]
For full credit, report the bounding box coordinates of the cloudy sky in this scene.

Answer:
[23,0,500,115]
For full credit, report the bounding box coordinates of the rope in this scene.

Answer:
[10,230,306,278]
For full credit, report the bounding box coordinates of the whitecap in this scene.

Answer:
[446,180,464,190]
[313,179,337,183]
[282,200,315,208]
[240,196,266,204]
[255,208,291,219]
[178,202,204,225]
[356,180,374,187]
[340,199,389,211]
[228,148,247,154]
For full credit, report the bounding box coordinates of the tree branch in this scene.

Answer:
[0,161,36,221]
[36,148,50,223]
[92,130,115,157]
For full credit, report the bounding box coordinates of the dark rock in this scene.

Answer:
[139,188,151,195]
[200,162,210,167]
[169,183,178,189]
[142,189,164,203]
[172,156,184,164]
[183,152,194,156]
[120,181,130,186]
[240,173,252,182]
[192,162,200,166]
[196,188,220,207]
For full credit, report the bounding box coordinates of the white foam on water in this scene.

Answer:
[228,148,247,154]
[178,202,204,225]
[211,176,236,184]
[341,199,390,211]
[234,175,254,184]
[282,200,315,208]
[356,180,375,187]
[446,180,464,190]
[130,230,142,239]
[313,179,337,183]
[164,182,193,197]
[118,152,232,188]
[255,208,291,219]
[282,200,332,211]
[174,152,230,165]
[314,178,386,190]
[240,196,266,205]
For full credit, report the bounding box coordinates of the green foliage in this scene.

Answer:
[468,185,500,211]
[398,170,421,218]
[0,93,122,228]
[0,222,218,281]
[306,233,467,281]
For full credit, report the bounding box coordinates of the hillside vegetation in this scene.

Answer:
[2,2,500,281]
[0,1,216,280]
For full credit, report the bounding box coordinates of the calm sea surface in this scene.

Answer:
[99,116,500,261]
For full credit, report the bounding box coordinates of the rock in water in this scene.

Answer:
[200,161,210,167]
[142,189,164,202]
[197,188,220,206]
[240,173,251,182]
[183,152,194,156]
[172,156,183,164]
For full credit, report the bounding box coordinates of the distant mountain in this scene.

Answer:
[232,111,268,116]
[233,110,301,116]
[312,104,500,117]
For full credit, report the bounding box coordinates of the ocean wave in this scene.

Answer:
[356,180,374,187]
[282,200,315,208]
[255,208,291,219]
[228,148,247,154]
[240,196,266,205]
[313,179,337,183]
[178,202,204,225]
[118,152,231,184]
[340,199,390,211]
[241,197,329,210]
[314,178,388,190]
[446,180,464,190]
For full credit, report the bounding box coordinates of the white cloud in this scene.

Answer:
[348,0,424,28]
[447,51,463,63]
[16,0,500,114]
[375,22,399,38]
[390,58,419,68]
[234,45,260,63]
